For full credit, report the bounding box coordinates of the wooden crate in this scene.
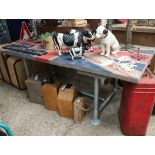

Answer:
[64,19,87,26]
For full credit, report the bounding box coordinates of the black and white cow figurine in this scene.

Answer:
[85,29,96,51]
[52,29,95,56]
[68,29,96,51]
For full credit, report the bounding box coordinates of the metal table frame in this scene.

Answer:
[23,59,117,126]
[77,71,118,125]
[0,40,119,126]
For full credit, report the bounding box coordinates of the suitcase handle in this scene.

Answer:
[79,106,89,112]
[76,100,90,112]
[60,83,72,91]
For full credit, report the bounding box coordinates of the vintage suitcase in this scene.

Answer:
[0,53,11,83]
[73,97,89,124]
[25,78,43,104]
[119,71,155,136]
[58,84,77,119]
[42,81,61,111]
[0,69,2,80]
[7,56,26,89]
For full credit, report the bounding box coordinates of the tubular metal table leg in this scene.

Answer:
[23,58,30,78]
[91,76,101,126]
[99,79,118,113]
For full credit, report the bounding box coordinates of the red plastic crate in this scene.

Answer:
[119,75,155,136]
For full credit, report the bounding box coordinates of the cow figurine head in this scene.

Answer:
[52,29,95,56]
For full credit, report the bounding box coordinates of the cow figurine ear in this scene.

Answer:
[103,29,108,35]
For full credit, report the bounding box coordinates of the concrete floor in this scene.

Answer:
[0,79,155,136]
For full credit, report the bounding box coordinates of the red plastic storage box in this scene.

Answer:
[119,74,155,136]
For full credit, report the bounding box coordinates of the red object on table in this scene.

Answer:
[119,73,155,136]
[19,22,31,40]
[118,19,128,23]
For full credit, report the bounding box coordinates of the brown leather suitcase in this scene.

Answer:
[42,81,61,111]
[25,78,43,104]
[58,84,77,119]
[73,97,89,124]
[7,56,26,89]
[0,53,11,83]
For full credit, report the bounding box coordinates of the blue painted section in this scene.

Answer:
[137,50,155,55]
[134,63,145,71]
[114,60,145,72]
[52,53,112,74]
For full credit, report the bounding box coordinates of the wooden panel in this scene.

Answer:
[64,19,85,22]
[112,31,126,44]
[150,54,155,73]
[87,19,100,29]
[113,30,155,47]
[132,32,155,47]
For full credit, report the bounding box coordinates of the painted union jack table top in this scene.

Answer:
[0,40,154,83]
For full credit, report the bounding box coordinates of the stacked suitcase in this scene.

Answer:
[0,53,11,83]
[7,56,27,89]
[0,54,27,90]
